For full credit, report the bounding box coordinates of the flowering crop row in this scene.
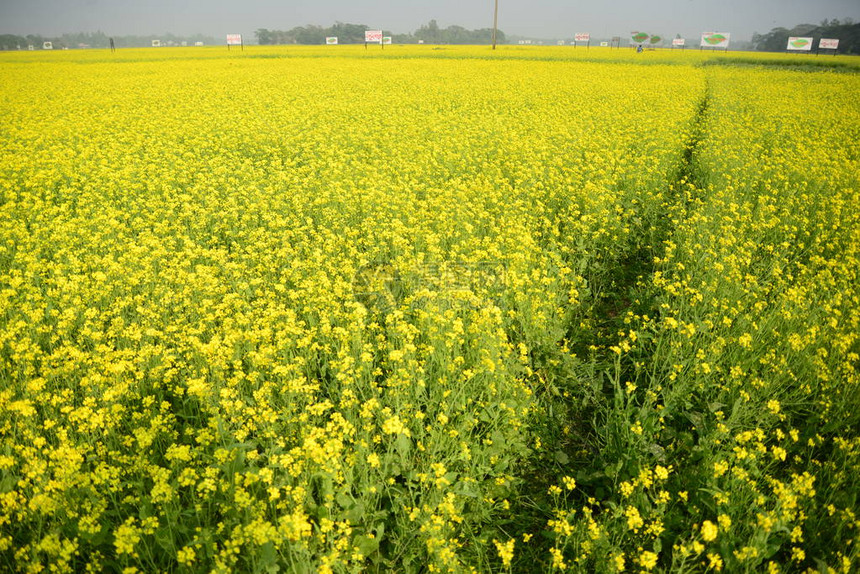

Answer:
[548,56,859,573]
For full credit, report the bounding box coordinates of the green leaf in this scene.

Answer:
[354,534,380,557]
[395,433,411,456]
[260,542,279,572]
[336,490,353,509]
[346,501,366,524]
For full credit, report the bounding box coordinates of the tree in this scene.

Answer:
[751,27,790,51]
[416,20,441,44]
[329,22,368,44]
[0,34,27,50]
[753,21,860,54]
[414,20,505,45]
[255,29,272,45]
[294,26,327,45]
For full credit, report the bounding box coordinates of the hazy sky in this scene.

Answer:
[2,0,858,41]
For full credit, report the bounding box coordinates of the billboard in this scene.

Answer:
[649,35,662,45]
[151,40,161,47]
[631,32,649,44]
[575,33,590,42]
[787,37,813,51]
[819,38,839,50]
[672,38,686,47]
[226,34,242,46]
[383,36,392,45]
[700,32,730,48]
[365,30,383,43]
[326,37,338,45]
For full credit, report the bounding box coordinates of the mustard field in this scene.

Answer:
[1,45,859,573]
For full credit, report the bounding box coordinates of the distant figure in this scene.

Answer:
[109,37,115,53]
[636,44,643,53]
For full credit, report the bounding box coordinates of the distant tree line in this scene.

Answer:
[255,20,505,45]
[752,19,859,53]
[256,23,376,45]
[413,20,504,44]
[0,31,218,50]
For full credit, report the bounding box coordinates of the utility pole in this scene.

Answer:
[492,0,499,49]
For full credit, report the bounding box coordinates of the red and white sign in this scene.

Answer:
[365,30,383,43]
[226,34,242,45]
[819,38,839,50]
[575,33,590,42]
[672,38,686,47]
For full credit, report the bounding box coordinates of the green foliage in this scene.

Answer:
[0,31,219,50]
[254,20,505,45]
[255,24,370,46]
[414,20,505,45]
[752,21,860,54]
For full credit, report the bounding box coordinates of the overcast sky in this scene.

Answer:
[1,0,858,41]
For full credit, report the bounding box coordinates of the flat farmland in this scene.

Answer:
[1,45,858,572]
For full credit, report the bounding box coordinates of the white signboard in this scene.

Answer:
[672,38,686,47]
[226,34,242,46]
[819,38,839,50]
[365,30,383,44]
[382,36,392,45]
[600,41,609,47]
[151,40,161,47]
[787,37,813,51]
[700,32,730,48]
[575,33,590,42]
[43,41,53,50]
[631,32,650,45]
[326,37,338,45]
